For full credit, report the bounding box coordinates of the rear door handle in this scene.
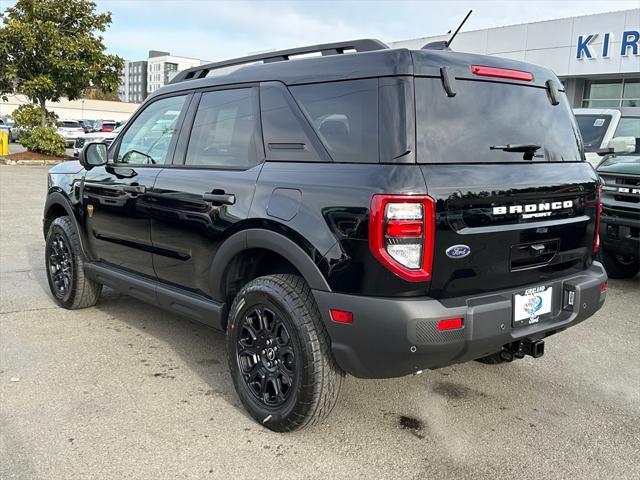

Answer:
[202,192,236,206]
[122,185,146,195]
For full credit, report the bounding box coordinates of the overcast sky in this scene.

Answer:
[2,0,639,61]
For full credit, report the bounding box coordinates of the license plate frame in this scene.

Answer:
[513,285,553,327]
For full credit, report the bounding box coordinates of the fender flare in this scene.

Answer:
[209,228,331,303]
[43,192,93,260]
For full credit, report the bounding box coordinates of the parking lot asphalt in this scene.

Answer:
[1,165,639,480]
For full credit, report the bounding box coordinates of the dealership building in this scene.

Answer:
[391,8,639,108]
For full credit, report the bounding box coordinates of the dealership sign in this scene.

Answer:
[577,30,640,59]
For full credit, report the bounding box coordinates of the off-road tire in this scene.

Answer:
[226,274,343,432]
[45,216,102,309]
[600,247,639,279]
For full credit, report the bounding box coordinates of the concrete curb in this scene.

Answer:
[0,158,63,166]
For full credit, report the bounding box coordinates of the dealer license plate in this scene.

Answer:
[513,285,552,327]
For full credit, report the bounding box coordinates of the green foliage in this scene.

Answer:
[12,104,57,130]
[0,0,124,125]
[83,87,121,102]
[20,126,67,157]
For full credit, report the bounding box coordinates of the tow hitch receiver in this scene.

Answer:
[500,339,545,361]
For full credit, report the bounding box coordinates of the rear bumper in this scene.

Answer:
[313,262,607,378]
[600,213,639,256]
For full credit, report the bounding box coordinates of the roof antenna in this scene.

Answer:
[422,10,472,50]
[445,10,472,48]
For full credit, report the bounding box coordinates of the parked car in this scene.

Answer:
[93,120,117,133]
[73,123,125,157]
[56,120,85,147]
[574,107,640,167]
[596,152,639,278]
[43,39,607,432]
[79,120,97,133]
[0,117,18,142]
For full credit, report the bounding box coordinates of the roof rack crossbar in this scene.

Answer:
[170,39,388,84]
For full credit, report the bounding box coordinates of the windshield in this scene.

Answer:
[416,78,582,163]
[575,114,613,148]
[599,154,640,168]
[614,117,640,138]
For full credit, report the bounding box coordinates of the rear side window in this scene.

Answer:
[185,88,259,168]
[416,78,582,163]
[575,114,612,148]
[290,79,378,163]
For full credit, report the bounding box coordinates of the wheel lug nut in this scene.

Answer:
[262,350,265,354]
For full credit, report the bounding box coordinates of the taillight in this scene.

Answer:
[594,184,602,253]
[369,195,435,282]
[471,65,533,81]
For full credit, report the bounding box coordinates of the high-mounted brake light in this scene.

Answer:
[471,65,533,81]
[369,195,435,282]
[594,184,603,253]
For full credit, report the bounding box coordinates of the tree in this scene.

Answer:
[83,86,121,102]
[0,0,124,127]
[12,104,57,129]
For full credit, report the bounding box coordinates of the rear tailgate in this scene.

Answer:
[413,53,598,299]
[421,163,598,298]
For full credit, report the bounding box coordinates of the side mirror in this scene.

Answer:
[79,142,108,169]
[607,136,636,154]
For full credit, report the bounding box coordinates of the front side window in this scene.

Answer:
[290,79,378,163]
[185,88,259,168]
[117,94,187,165]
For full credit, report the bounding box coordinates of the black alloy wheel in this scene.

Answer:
[236,306,296,407]
[47,232,74,298]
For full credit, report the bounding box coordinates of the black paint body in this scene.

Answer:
[44,46,606,378]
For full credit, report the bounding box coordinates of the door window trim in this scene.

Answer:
[171,83,265,171]
[110,90,195,168]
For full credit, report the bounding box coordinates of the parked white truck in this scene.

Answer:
[574,107,640,167]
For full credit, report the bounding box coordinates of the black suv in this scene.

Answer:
[43,39,607,431]
[596,153,640,278]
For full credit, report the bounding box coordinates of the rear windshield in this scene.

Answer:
[416,78,582,163]
[575,114,613,148]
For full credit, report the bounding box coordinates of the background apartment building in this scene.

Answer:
[118,51,205,103]
[118,60,148,103]
[147,50,203,95]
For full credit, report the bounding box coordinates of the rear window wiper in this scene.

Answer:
[490,144,541,160]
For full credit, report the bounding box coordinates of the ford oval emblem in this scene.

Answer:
[446,244,471,259]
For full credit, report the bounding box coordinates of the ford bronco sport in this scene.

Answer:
[43,39,607,431]
[596,153,640,278]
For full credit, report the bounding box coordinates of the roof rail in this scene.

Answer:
[169,39,389,84]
